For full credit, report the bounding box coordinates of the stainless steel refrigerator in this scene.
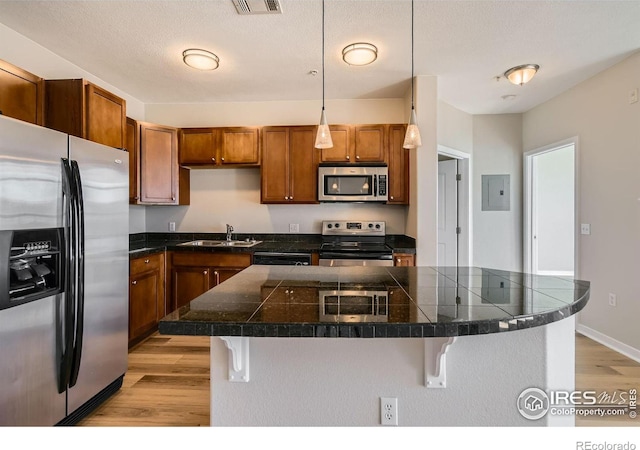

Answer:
[0,115,129,426]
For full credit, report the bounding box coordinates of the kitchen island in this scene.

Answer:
[159,265,590,426]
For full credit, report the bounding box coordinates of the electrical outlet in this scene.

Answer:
[380,397,398,426]
[608,293,617,307]
[169,222,176,232]
[630,88,638,104]
[289,223,299,233]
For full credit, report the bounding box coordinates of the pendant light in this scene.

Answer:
[403,0,422,149]
[315,0,333,149]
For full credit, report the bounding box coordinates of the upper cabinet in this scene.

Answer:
[261,126,319,204]
[127,118,190,205]
[0,59,44,126]
[44,79,126,149]
[179,127,260,167]
[319,124,386,163]
[387,124,410,205]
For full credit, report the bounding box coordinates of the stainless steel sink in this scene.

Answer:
[178,239,262,248]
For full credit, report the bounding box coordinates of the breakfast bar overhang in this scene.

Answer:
[159,265,589,426]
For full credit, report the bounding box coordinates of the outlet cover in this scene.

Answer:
[580,224,591,235]
[380,397,398,426]
[608,293,617,307]
[630,88,638,104]
[289,223,299,233]
[169,222,176,232]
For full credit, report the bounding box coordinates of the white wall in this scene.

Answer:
[438,100,473,154]
[523,51,640,351]
[472,114,523,271]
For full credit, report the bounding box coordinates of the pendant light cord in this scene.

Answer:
[411,0,414,110]
[322,0,326,111]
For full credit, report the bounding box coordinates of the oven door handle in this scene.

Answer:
[319,251,393,260]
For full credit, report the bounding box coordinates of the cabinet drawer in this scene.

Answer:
[130,252,164,275]
[172,252,251,268]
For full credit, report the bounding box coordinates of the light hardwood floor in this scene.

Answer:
[78,333,639,427]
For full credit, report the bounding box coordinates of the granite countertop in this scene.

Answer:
[128,232,417,258]
[158,265,590,338]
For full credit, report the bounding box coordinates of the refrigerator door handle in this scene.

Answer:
[59,158,76,394]
[69,160,85,388]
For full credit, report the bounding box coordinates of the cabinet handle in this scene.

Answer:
[134,196,139,200]
[212,157,216,162]
[285,196,289,200]
[214,271,220,284]
[172,196,176,201]
[356,155,360,160]
[144,259,150,264]
[221,157,225,162]
[390,196,394,200]
[131,280,137,285]
[396,258,401,263]
[204,270,208,275]
[290,196,293,200]
[346,155,350,160]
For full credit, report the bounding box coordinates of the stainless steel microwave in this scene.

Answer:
[318,164,388,202]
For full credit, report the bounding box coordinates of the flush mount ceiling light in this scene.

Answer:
[342,43,378,66]
[504,64,539,86]
[182,48,219,71]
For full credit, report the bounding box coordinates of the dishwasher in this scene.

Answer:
[252,252,312,266]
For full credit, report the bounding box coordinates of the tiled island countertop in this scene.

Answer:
[159,265,589,338]
[157,265,589,426]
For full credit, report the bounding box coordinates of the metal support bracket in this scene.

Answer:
[424,337,457,388]
[219,337,250,382]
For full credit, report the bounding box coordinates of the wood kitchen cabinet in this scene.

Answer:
[259,285,319,322]
[44,79,126,149]
[129,253,166,346]
[261,126,319,204]
[393,253,415,267]
[387,124,410,204]
[127,118,190,205]
[169,252,251,311]
[0,59,44,125]
[179,127,260,167]
[319,124,386,163]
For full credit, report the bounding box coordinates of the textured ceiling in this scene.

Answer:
[1,0,639,114]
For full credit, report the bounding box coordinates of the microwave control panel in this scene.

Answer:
[377,175,387,197]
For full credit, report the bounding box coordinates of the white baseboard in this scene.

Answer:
[576,324,640,364]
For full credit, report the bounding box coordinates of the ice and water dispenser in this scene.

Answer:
[0,228,64,310]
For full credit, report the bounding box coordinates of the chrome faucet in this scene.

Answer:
[226,224,234,241]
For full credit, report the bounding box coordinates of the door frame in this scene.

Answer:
[523,137,580,277]
[437,145,471,267]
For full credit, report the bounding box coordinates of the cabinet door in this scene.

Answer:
[179,128,217,164]
[220,127,260,165]
[139,122,179,204]
[289,127,318,203]
[173,266,211,309]
[0,59,44,125]
[85,82,126,149]
[393,253,415,267]
[354,125,385,162]
[320,125,353,162]
[211,268,244,286]
[129,269,161,342]
[126,117,139,204]
[387,124,409,204]
[261,127,290,203]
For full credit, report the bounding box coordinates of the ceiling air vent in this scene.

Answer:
[232,0,282,15]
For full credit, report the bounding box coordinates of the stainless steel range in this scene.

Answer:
[318,220,393,266]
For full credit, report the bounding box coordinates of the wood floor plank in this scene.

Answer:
[78,332,639,427]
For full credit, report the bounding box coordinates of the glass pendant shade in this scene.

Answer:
[504,64,539,86]
[403,108,422,149]
[315,109,333,149]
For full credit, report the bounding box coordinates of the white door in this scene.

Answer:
[526,143,575,276]
[438,159,458,267]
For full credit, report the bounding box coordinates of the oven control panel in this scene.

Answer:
[321,220,386,236]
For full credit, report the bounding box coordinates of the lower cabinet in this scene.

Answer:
[170,252,251,311]
[129,253,166,346]
[393,253,416,267]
